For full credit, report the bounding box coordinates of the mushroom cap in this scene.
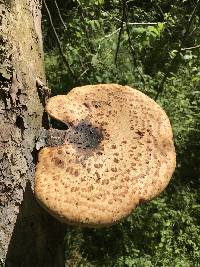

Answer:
[35,84,176,227]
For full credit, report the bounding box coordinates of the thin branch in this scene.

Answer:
[187,0,200,30]
[115,0,126,64]
[127,22,159,26]
[105,28,121,39]
[154,2,165,19]
[77,1,96,54]
[43,0,77,81]
[181,44,200,50]
[79,68,89,79]
[54,0,67,30]
[114,17,160,26]
[124,3,146,87]
[154,0,200,101]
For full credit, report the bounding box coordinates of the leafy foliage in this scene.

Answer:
[43,0,200,266]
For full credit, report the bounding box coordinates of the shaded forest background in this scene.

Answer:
[42,0,200,266]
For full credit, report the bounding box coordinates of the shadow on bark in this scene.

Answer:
[5,181,66,267]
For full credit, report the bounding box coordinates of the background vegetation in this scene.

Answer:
[42,0,200,266]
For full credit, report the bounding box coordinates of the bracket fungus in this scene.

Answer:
[35,84,176,227]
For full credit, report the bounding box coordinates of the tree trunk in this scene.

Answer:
[0,1,65,266]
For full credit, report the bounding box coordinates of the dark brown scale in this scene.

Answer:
[52,157,64,168]
[65,120,104,150]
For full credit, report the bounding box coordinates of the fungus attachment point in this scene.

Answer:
[35,84,176,227]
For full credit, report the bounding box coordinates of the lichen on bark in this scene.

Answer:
[0,1,65,266]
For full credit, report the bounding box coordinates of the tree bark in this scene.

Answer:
[0,1,65,266]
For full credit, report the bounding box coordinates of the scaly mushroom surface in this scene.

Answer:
[35,84,176,227]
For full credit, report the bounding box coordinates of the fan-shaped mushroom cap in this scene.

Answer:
[35,84,176,227]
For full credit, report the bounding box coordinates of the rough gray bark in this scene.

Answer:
[0,1,65,266]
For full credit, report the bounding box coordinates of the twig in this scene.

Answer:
[79,68,89,79]
[181,44,200,51]
[124,3,146,87]
[187,0,200,31]
[127,22,159,26]
[43,0,77,81]
[154,0,200,101]
[154,2,165,18]
[54,0,67,30]
[115,0,126,64]
[105,28,121,39]
[114,17,160,26]
[77,1,96,53]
